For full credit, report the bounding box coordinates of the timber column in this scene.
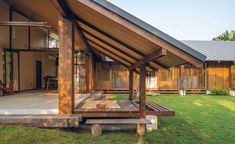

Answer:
[137,63,146,136]
[58,16,74,115]
[129,69,134,100]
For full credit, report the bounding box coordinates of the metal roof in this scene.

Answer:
[182,41,235,61]
[91,0,206,62]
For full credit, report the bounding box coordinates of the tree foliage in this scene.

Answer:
[212,30,235,41]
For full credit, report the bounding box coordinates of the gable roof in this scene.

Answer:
[91,0,206,62]
[6,0,206,69]
[182,41,235,61]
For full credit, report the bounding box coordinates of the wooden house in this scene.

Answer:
[95,41,235,94]
[0,0,213,135]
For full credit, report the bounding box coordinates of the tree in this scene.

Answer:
[212,30,235,41]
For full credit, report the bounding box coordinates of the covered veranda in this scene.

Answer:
[1,0,205,135]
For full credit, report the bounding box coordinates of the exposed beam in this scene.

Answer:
[78,20,166,69]
[54,0,165,69]
[92,48,129,68]
[91,44,130,66]
[76,17,144,57]
[0,21,50,27]
[5,48,58,52]
[75,22,92,52]
[92,48,140,74]
[50,0,67,17]
[51,0,92,53]
[131,49,167,69]
[77,0,204,68]
[82,28,139,61]
[86,33,156,71]
[87,39,133,64]
[51,0,72,18]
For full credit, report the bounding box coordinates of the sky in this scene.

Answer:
[107,0,235,40]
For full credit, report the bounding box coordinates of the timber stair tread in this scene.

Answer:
[86,119,151,125]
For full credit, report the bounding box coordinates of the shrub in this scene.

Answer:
[210,88,230,95]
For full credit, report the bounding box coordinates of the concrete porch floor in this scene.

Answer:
[0,91,58,115]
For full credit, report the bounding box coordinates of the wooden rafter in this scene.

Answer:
[90,44,131,66]
[92,48,140,74]
[52,0,164,70]
[92,48,129,68]
[131,49,167,69]
[51,0,92,53]
[76,0,204,68]
[82,29,138,61]
[75,22,92,52]
[87,39,133,64]
[76,17,167,69]
[82,29,155,71]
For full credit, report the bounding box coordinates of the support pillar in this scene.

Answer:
[58,16,74,115]
[137,63,146,136]
[9,6,13,94]
[129,69,134,100]
[229,62,235,96]
[86,52,94,93]
[179,65,186,96]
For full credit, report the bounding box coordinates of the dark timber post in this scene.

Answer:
[9,6,13,94]
[137,63,146,136]
[58,16,74,115]
[129,69,134,100]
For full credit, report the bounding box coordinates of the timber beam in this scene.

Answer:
[83,29,156,71]
[76,17,166,69]
[0,21,50,27]
[131,48,167,69]
[5,48,58,52]
[92,48,129,68]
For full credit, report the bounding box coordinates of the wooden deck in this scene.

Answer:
[74,94,175,118]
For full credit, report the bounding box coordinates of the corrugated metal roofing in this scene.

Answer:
[182,41,235,61]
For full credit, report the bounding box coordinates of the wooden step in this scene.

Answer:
[86,119,151,125]
[0,114,82,127]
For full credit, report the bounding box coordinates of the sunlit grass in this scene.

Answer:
[0,94,235,144]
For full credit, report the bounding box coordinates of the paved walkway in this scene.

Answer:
[0,91,58,114]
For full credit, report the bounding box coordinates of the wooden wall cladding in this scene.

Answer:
[207,61,230,90]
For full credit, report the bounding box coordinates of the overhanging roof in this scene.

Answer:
[5,0,206,70]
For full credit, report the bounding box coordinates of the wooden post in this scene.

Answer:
[139,64,146,118]
[58,16,74,115]
[86,53,94,93]
[179,65,185,90]
[230,62,235,90]
[2,49,6,95]
[9,6,13,94]
[28,26,31,49]
[156,70,160,90]
[129,69,134,100]
[18,52,20,92]
[204,62,208,91]
[137,63,146,136]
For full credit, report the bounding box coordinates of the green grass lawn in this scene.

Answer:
[1,94,235,144]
